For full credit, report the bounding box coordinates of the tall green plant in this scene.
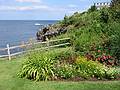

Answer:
[18,47,76,81]
[18,51,56,81]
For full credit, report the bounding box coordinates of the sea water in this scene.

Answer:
[0,20,58,55]
[0,20,57,48]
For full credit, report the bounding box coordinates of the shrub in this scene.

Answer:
[18,47,76,81]
[75,56,118,79]
[100,10,109,23]
[55,63,75,79]
[105,68,119,79]
[88,5,97,13]
[85,43,117,65]
[107,22,120,64]
[71,22,104,53]
[18,51,56,81]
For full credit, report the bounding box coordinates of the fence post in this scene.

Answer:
[7,44,11,60]
[46,37,49,49]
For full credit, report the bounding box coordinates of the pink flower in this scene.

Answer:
[103,56,106,60]
[101,58,104,62]
[98,50,101,53]
[106,56,109,59]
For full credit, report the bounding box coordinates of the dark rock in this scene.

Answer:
[36,25,67,41]
[42,27,49,34]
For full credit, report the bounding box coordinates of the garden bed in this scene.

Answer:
[18,47,120,81]
[0,58,120,90]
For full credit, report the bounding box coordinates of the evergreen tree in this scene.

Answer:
[88,5,97,13]
[64,14,69,26]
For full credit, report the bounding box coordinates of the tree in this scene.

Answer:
[110,0,120,21]
[111,0,120,6]
[100,11,109,23]
[88,5,97,13]
[111,0,120,11]
[63,14,69,26]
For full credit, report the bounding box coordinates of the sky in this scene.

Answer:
[0,0,111,20]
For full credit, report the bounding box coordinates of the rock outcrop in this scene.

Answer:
[36,25,67,41]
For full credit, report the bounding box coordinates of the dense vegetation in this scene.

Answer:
[19,0,120,81]
[18,48,119,81]
[0,59,120,90]
[56,0,120,65]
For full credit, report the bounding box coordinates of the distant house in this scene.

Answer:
[94,2,111,9]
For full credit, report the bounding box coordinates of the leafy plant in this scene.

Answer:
[88,5,97,13]
[55,63,75,79]
[18,47,76,81]
[75,56,118,79]
[100,10,109,23]
[18,51,56,81]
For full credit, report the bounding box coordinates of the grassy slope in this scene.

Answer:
[0,58,120,90]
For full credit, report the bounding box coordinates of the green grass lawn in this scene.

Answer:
[0,57,120,90]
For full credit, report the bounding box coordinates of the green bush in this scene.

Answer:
[71,23,104,53]
[107,22,120,63]
[18,51,56,81]
[55,63,75,79]
[88,5,97,13]
[18,47,76,81]
[75,56,118,79]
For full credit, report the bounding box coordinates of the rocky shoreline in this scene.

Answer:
[36,24,67,41]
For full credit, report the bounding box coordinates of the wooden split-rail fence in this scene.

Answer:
[0,38,70,60]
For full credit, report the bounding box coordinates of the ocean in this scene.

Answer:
[0,20,58,48]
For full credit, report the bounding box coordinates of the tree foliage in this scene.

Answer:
[88,5,97,13]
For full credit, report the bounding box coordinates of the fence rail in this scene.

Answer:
[0,38,70,60]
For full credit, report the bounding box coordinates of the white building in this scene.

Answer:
[94,2,111,9]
